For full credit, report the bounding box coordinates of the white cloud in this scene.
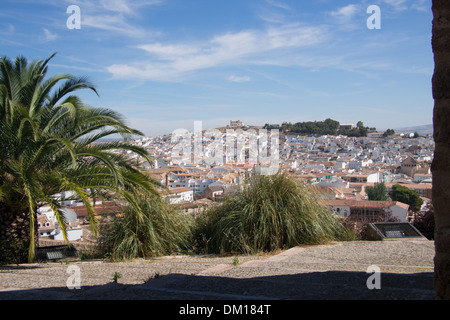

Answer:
[41,28,58,42]
[228,75,251,83]
[369,0,429,13]
[107,24,328,81]
[66,0,163,37]
[6,24,15,34]
[258,12,287,24]
[82,14,146,37]
[99,0,164,14]
[68,0,163,14]
[258,0,294,25]
[99,0,133,14]
[265,0,292,11]
[330,4,360,22]
[410,0,429,12]
[137,43,200,59]
[49,63,106,73]
[381,0,409,10]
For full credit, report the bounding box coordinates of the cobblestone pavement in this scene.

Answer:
[0,240,436,301]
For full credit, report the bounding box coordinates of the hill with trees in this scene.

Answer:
[264,119,374,137]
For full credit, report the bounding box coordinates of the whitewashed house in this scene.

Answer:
[37,206,83,241]
[321,199,410,222]
[163,187,194,204]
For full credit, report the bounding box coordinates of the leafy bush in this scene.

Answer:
[413,202,435,240]
[194,172,356,255]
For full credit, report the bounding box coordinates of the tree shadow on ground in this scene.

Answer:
[0,270,434,301]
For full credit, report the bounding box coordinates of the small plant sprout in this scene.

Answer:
[112,272,122,283]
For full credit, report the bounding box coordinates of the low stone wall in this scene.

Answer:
[38,239,98,256]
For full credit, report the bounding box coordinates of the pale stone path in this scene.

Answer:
[0,240,436,300]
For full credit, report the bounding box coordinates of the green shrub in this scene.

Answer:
[413,202,435,240]
[194,172,355,255]
[112,272,122,283]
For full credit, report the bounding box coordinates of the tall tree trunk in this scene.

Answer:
[0,203,37,264]
[432,0,450,300]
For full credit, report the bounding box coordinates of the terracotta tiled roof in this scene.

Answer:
[69,202,123,218]
[385,183,432,189]
[320,199,409,210]
[162,187,193,195]
[37,214,54,230]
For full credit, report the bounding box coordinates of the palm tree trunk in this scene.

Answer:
[0,203,37,264]
[432,0,450,300]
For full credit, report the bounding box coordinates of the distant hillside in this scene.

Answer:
[395,124,433,135]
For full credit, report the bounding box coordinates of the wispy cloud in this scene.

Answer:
[48,63,106,73]
[108,24,328,81]
[381,0,409,11]
[228,75,251,83]
[328,3,363,30]
[69,0,163,15]
[137,43,200,59]
[345,0,427,14]
[41,28,58,42]
[410,0,429,12]
[98,0,134,15]
[0,23,15,35]
[265,0,292,11]
[82,14,147,37]
[66,0,164,37]
[330,4,360,22]
[258,0,294,24]
[258,11,288,24]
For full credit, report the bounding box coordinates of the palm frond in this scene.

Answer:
[1,53,161,262]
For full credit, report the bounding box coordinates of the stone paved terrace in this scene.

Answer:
[0,240,436,301]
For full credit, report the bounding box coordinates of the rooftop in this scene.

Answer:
[321,199,410,210]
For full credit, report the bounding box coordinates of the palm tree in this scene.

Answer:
[0,54,159,263]
[432,0,450,300]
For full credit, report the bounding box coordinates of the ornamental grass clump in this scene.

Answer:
[98,195,194,261]
[196,172,355,254]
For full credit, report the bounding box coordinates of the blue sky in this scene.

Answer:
[1,0,433,137]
